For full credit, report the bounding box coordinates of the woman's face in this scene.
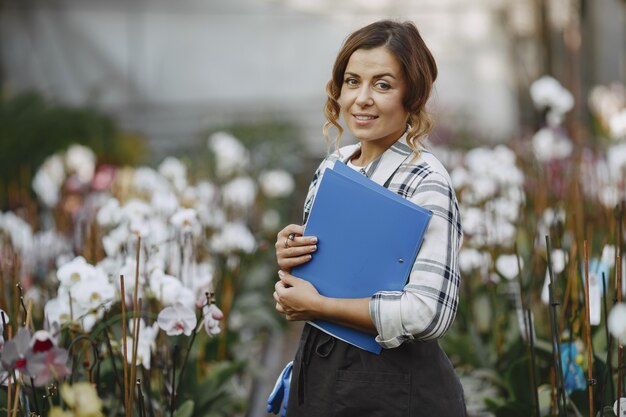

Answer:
[339,47,408,148]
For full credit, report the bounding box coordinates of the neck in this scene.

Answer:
[351,132,404,167]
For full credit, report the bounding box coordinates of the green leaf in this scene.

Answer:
[174,400,195,417]
[493,401,532,417]
[504,356,533,404]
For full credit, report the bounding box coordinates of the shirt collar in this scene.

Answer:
[340,132,416,186]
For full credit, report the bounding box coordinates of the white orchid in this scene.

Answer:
[157,303,198,336]
[488,218,517,248]
[461,146,524,205]
[144,218,170,249]
[193,181,218,205]
[0,211,33,254]
[222,177,257,210]
[170,208,200,234]
[123,319,159,369]
[149,269,195,309]
[44,294,101,333]
[202,304,224,336]
[607,143,626,180]
[450,166,470,189]
[97,198,122,227]
[459,249,491,273]
[608,303,626,344]
[601,245,616,268]
[609,109,626,140]
[158,157,188,192]
[588,83,626,128]
[72,277,116,311]
[196,205,226,229]
[65,144,96,184]
[151,190,179,217]
[464,175,497,204]
[530,76,574,124]
[532,127,573,162]
[32,154,65,207]
[259,170,295,198]
[549,249,567,274]
[115,257,147,304]
[56,256,100,289]
[207,131,250,177]
[189,262,215,298]
[598,185,621,208]
[460,207,485,237]
[211,222,256,254]
[133,167,169,196]
[485,198,520,223]
[495,254,524,280]
[102,224,130,257]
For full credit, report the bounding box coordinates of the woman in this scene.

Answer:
[273,20,466,417]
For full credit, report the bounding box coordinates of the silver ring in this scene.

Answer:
[284,233,296,249]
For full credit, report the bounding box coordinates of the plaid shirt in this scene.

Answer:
[302,136,463,349]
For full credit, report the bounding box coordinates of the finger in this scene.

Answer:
[277,224,305,240]
[275,280,285,292]
[277,254,313,270]
[275,302,285,314]
[278,270,299,286]
[285,235,318,248]
[273,291,279,302]
[281,245,317,258]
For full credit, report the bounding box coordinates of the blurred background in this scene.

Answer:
[1,0,626,417]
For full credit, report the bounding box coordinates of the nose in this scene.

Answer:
[355,85,373,107]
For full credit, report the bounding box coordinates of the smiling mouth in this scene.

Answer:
[353,114,378,121]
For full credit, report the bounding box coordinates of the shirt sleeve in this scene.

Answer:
[302,160,326,224]
[369,171,463,348]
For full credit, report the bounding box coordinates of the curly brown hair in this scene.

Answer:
[323,20,438,156]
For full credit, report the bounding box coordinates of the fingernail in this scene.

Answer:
[278,270,285,278]
[311,245,317,252]
[310,237,317,244]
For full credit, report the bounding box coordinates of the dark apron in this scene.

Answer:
[286,323,467,417]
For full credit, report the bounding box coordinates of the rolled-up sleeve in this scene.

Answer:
[370,172,463,348]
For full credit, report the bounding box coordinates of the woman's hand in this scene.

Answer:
[273,271,376,333]
[274,271,323,321]
[275,224,317,273]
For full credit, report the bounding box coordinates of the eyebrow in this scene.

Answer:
[344,71,398,80]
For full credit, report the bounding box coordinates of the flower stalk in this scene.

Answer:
[582,240,594,417]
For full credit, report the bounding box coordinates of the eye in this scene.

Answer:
[375,81,391,91]
[344,77,359,87]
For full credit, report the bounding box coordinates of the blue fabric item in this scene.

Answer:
[267,361,293,416]
[560,342,585,394]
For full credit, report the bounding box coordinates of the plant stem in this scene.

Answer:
[171,344,179,417]
[583,240,594,417]
[121,275,129,417]
[129,298,142,417]
[546,235,567,416]
[103,326,123,398]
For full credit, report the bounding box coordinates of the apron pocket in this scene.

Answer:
[333,370,411,417]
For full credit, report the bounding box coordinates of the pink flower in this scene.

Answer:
[157,304,197,336]
[26,347,70,387]
[203,304,224,336]
[1,328,32,372]
[31,330,55,353]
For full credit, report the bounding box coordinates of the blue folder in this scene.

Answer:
[292,162,432,354]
